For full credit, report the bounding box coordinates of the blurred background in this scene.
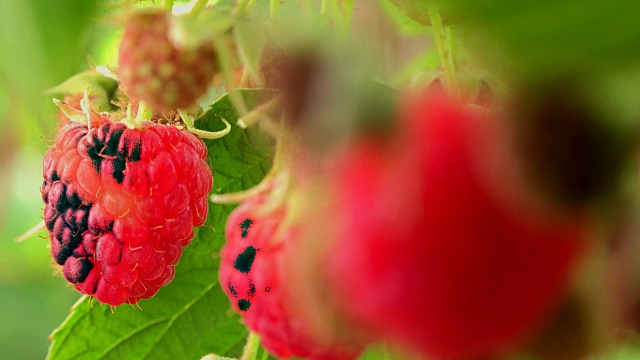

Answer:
[3,0,640,359]
[0,1,111,358]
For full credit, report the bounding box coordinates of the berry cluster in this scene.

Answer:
[42,116,212,306]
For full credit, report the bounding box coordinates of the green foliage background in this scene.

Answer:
[0,1,102,359]
[2,0,640,359]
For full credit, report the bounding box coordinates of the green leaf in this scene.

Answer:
[47,89,275,360]
[432,0,640,74]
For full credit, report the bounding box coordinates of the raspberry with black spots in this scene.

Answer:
[118,10,218,111]
[42,115,213,306]
[219,195,362,360]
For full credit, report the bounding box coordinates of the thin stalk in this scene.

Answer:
[235,0,251,15]
[240,332,261,360]
[270,0,280,20]
[178,109,231,139]
[212,36,249,116]
[427,6,459,97]
[320,0,329,16]
[210,130,286,204]
[237,97,281,128]
[135,101,152,122]
[188,0,209,16]
[163,0,174,12]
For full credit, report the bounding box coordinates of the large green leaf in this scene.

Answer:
[47,90,275,360]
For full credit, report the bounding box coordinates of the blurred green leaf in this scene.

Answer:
[47,90,275,360]
[432,0,640,75]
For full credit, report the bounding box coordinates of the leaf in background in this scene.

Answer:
[47,90,275,360]
[432,0,640,75]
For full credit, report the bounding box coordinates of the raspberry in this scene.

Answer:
[219,196,361,360]
[42,116,213,306]
[320,93,587,359]
[118,10,218,111]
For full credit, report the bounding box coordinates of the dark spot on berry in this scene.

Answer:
[102,127,124,157]
[239,218,253,238]
[49,182,69,213]
[112,156,126,184]
[66,186,82,209]
[228,282,238,297]
[265,287,271,293]
[248,281,256,298]
[129,142,141,162]
[234,246,257,274]
[51,171,60,182]
[63,257,93,284]
[237,299,251,311]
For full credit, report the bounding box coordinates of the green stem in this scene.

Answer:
[235,0,251,15]
[237,97,281,128]
[427,6,459,97]
[188,0,209,16]
[270,0,280,20]
[240,332,261,360]
[259,348,269,360]
[212,36,249,116]
[135,101,152,122]
[320,0,329,16]
[210,130,285,204]
[178,109,231,139]
[163,0,174,12]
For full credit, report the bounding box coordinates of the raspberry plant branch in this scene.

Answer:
[427,6,459,97]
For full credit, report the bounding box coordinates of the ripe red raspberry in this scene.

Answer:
[320,93,587,359]
[118,10,218,111]
[219,196,361,360]
[42,116,212,306]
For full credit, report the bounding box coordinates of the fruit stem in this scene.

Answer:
[15,220,45,242]
[270,0,280,19]
[121,102,144,129]
[178,109,232,139]
[237,97,281,129]
[427,6,459,97]
[240,332,260,360]
[212,37,250,116]
[136,101,152,122]
[162,0,174,12]
[235,0,251,15]
[187,0,209,16]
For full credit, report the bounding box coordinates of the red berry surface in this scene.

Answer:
[220,196,361,360]
[42,117,213,306]
[118,10,218,111]
[323,93,586,359]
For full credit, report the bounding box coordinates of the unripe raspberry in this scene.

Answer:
[118,10,218,111]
